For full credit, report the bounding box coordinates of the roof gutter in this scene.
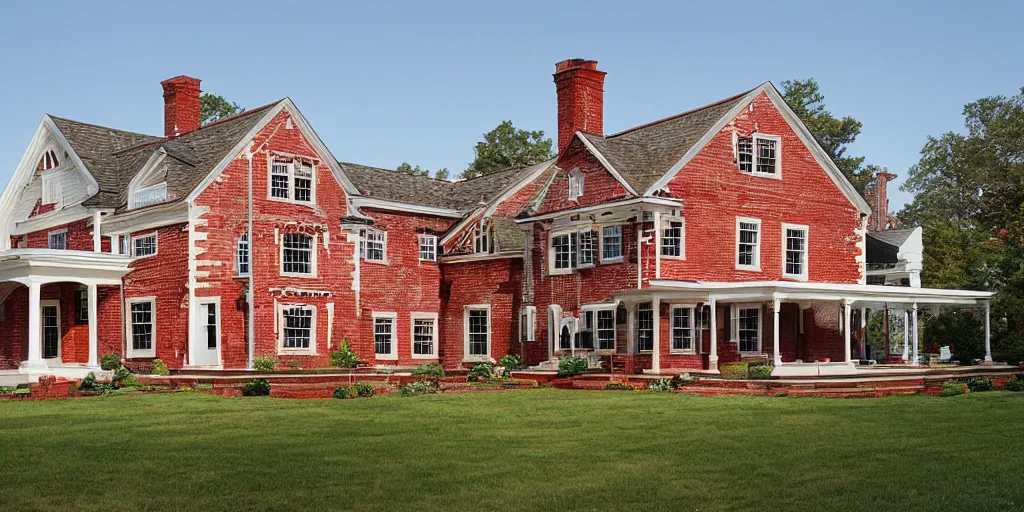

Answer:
[514,196,682,224]
[351,197,464,218]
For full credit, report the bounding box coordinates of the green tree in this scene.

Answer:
[396,162,428,176]
[899,87,1024,363]
[781,79,873,192]
[200,93,243,125]
[462,121,554,179]
[434,168,450,180]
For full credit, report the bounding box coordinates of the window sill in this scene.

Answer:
[411,353,438,360]
[126,352,156,360]
[599,257,623,264]
[234,274,250,280]
[278,349,317,356]
[463,356,493,363]
[280,272,317,279]
[739,170,782,180]
[660,255,686,261]
[669,350,698,356]
[362,259,389,266]
[735,266,761,273]
[267,196,317,208]
[782,274,808,282]
[375,354,398,361]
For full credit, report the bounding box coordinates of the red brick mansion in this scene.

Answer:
[0,60,992,383]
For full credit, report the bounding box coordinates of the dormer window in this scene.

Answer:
[738,135,780,178]
[473,222,492,254]
[568,169,584,201]
[130,183,167,209]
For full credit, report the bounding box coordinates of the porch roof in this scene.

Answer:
[615,280,992,306]
[0,249,132,286]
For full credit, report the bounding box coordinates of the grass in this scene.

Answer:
[0,390,1022,511]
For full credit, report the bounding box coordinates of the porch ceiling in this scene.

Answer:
[0,249,131,286]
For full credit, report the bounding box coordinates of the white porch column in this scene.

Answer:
[902,309,910,362]
[843,300,852,364]
[772,296,782,366]
[653,210,661,279]
[23,282,44,368]
[859,306,867,361]
[911,303,920,365]
[626,304,636,355]
[87,283,99,368]
[92,211,102,252]
[983,301,992,363]
[652,297,661,373]
[708,296,718,371]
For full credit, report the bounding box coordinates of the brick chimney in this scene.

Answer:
[872,167,898,231]
[161,76,202,137]
[554,59,606,154]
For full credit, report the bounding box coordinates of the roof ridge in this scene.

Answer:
[605,87,756,139]
[47,115,160,141]
[456,157,555,184]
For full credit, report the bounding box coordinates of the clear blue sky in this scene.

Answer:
[2,1,1021,210]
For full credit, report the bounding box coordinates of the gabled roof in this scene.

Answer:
[867,228,918,249]
[50,101,281,209]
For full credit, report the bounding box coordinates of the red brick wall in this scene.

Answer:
[0,287,28,369]
[358,209,456,366]
[122,223,190,365]
[439,258,522,368]
[534,148,631,215]
[23,218,94,251]
[193,109,358,370]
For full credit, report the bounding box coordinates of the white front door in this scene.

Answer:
[192,299,221,366]
[41,300,61,361]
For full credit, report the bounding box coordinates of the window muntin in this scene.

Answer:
[596,309,615,350]
[552,233,573,271]
[204,303,218,349]
[282,233,313,275]
[736,218,761,270]
[661,218,684,258]
[412,316,436,357]
[282,306,313,350]
[75,288,88,324]
[473,223,491,254]
[48,230,67,250]
[41,149,60,170]
[550,227,598,274]
[738,307,760,353]
[636,302,654,352]
[671,306,694,352]
[373,314,396,358]
[418,234,437,262]
[737,137,753,173]
[133,233,157,258]
[784,225,808,279]
[756,137,778,175]
[466,307,490,357]
[131,183,167,209]
[129,300,155,356]
[697,305,711,330]
[236,232,250,276]
[360,229,386,262]
[578,230,596,267]
[270,161,290,199]
[293,161,313,203]
[601,225,623,261]
[269,159,315,204]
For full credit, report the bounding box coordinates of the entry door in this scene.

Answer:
[192,300,221,366]
[41,301,60,360]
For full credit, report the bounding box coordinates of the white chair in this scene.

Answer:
[939,346,960,365]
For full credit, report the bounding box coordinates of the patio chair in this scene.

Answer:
[938,346,960,366]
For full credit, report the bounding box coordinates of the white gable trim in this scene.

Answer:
[126,148,168,209]
[184,99,361,205]
[642,83,872,215]
[575,132,639,196]
[351,197,463,218]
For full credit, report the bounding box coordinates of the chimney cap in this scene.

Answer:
[554,59,603,74]
[161,75,202,89]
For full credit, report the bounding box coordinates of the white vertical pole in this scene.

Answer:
[843,300,852,364]
[87,284,99,368]
[652,297,661,373]
[902,309,910,362]
[911,303,920,365]
[653,211,661,279]
[626,305,635,355]
[92,211,102,252]
[859,306,867,361]
[984,301,992,363]
[773,296,782,366]
[709,296,718,371]
[26,282,43,365]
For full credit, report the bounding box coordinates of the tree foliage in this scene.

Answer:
[781,79,873,192]
[462,121,554,179]
[395,162,450,180]
[899,87,1024,363]
[200,93,244,125]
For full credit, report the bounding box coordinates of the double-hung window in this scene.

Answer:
[75,288,89,324]
[128,298,156,358]
[671,306,694,353]
[577,230,596,267]
[281,305,314,352]
[373,313,397,359]
[418,234,437,262]
[133,233,157,258]
[582,306,616,351]
[601,225,623,262]
[736,218,761,271]
[236,232,250,276]
[549,227,598,275]
[737,136,754,173]
[411,313,437,358]
[660,218,684,258]
[736,306,761,354]
[636,302,654,352]
[783,224,809,280]
[281,233,314,276]
[48,229,67,250]
[738,135,780,177]
[269,158,315,204]
[360,229,386,262]
[465,306,491,360]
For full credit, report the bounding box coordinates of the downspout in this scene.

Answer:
[246,149,255,370]
[636,209,643,289]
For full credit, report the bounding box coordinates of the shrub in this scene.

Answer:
[940,381,969,397]
[398,380,441,397]
[678,373,698,385]
[100,353,121,371]
[78,372,99,391]
[748,364,774,380]
[499,354,526,372]
[112,366,139,389]
[242,378,271,396]
[411,363,445,379]
[329,339,361,368]
[288,361,300,371]
[354,382,375,398]
[333,385,354,399]
[720,362,750,379]
[964,376,993,392]
[648,378,674,391]
[150,359,170,376]
[253,356,277,372]
[557,356,589,378]
[467,363,494,382]
[604,382,635,391]
[924,311,985,364]
[1004,375,1024,392]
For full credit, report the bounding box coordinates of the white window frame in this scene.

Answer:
[41,170,63,206]
[132,232,158,259]
[47,228,67,250]
[418,234,437,262]
[195,296,222,362]
[372,311,398,360]
[582,303,616,351]
[731,303,762,355]
[519,305,536,343]
[473,222,491,255]
[735,217,761,272]
[670,304,696,354]
[410,312,438,359]
[360,229,387,264]
[278,303,317,355]
[463,304,492,362]
[636,302,654,353]
[599,224,624,263]
[547,225,597,276]
[568,169,585,201]
[126,296,156,359]
[129,182,168,209]
[660,217,685,259]
[738,133,782,179]
[267,158,317,206]
[236,232,250,277]
[782,223,809,281]
[279,232,318,278]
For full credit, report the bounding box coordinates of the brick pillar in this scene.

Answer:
[553,59,606,154]
[161,76,202,137]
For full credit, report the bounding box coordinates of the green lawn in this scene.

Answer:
[1,390,1022,512]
